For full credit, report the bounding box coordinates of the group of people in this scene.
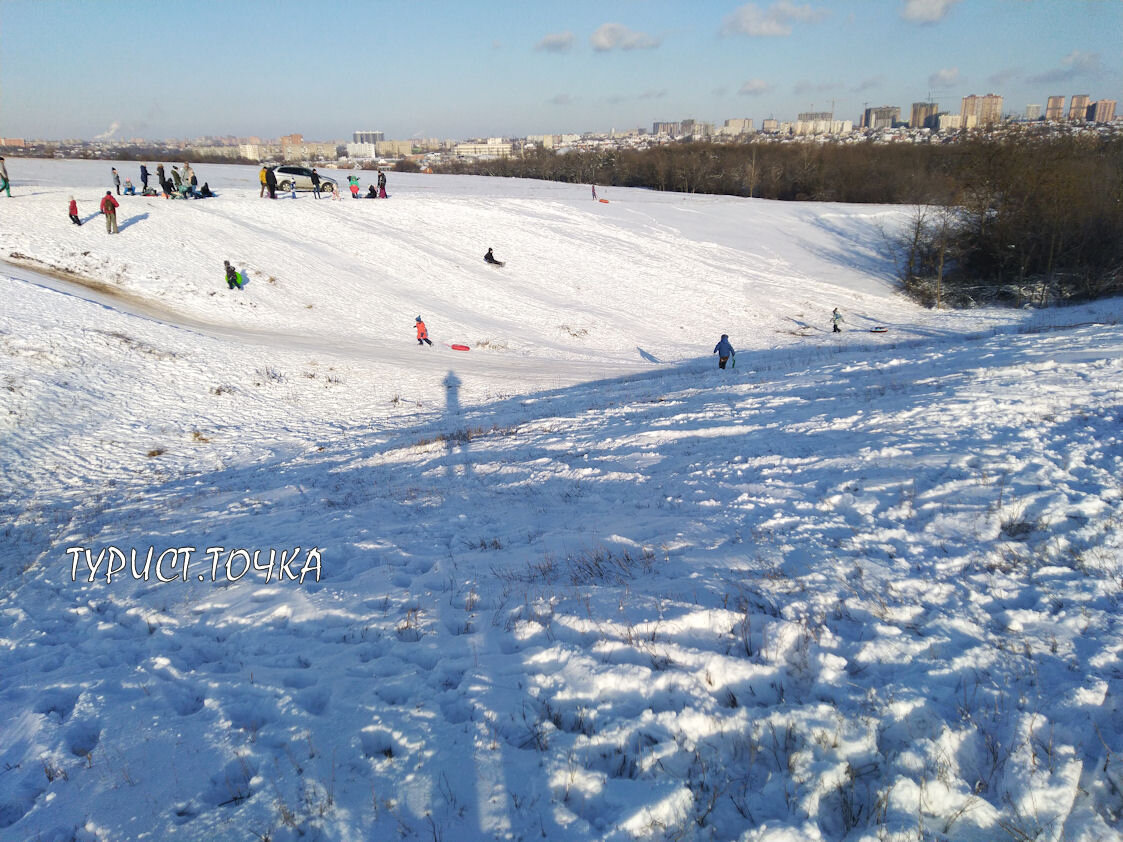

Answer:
[346,169,388,199]
[67,162,211,234]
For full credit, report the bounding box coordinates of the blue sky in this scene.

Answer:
[1,0,1119,141]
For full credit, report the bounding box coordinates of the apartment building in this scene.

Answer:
[1068,95,1091,121]
[1044,96,1065,121]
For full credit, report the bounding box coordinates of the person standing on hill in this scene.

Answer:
[68,196,82,225]
[713,334,735,369]
[592,184,597,200]
[140,164,150,191]
[259,165,268,198]
[265,166,278,199]
[377,169,387,198]
[311,168,322,199]
[831,308,844,333]
[100,191,119,234]
[415,316,432,347]
[0,157,10,197]
[111,167,121,195]
[348,174,360,198]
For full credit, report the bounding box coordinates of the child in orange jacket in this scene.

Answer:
[415,316,432,346]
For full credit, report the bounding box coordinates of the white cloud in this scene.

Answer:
[548,94,575,106]
[901,0,962,24]
[738,79,771,95]
[1028,50,1102,84]
[536,31,574,53]
[721,2,828,37]
[928,67,962,88]
[590,23,660,52]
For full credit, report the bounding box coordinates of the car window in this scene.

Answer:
[278,167,298,175]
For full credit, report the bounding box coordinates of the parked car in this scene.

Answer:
[272,165,337,193]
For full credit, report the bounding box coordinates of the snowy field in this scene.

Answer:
[1,157,1121,841]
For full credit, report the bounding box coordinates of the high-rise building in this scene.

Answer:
[353,131,384,144]
[1091,100,1117,123]
[1045,96,1065,121]
[1025,104,1042,121]
[862,106,900,130]
[651,121,679,136]
[1068,95,1091,121]
[910,102,939,129]
[721,118,754,135]
[960,94,1003,127]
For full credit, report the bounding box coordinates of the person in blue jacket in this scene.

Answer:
[713,334,735,369]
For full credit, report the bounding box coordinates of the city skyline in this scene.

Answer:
[1,0,1119,141]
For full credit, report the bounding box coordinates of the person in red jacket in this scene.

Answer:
[100,191,119,234]
[415,316,432,346]
[68,196,82,225]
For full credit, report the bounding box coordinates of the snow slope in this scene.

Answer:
[1,158,1121,841]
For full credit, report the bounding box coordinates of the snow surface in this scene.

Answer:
[1,157,1121,841]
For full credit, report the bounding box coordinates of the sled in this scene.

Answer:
[450,344,470,352]
[598,199,609,203]
[869,326,888,333]
[484,259,505,267]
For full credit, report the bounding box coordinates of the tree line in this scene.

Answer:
[435,132,1123,306]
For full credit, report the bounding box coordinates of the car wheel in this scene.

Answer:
[279,180,293,191]
[322,183,335,193]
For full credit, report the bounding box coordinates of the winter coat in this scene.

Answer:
[100,194,119,214]
[112,170,120,186]
[415,320,428,340]
[68,199,78,216]
[310,171,321,186]
[140,165,149,181]
[259,167,267,185]
[265,168,278,188]
[713,335,735,358]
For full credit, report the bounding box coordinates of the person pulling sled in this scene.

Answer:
[415,316,433,346]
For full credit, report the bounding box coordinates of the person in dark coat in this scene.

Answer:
[265,166,278,199]
[311,168,322,199]
[140,164,149,191]
[377,169,387,198]
[713,334,735,369]
[224,260,243,290]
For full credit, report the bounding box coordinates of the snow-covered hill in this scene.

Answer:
[1,158,1120,841]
